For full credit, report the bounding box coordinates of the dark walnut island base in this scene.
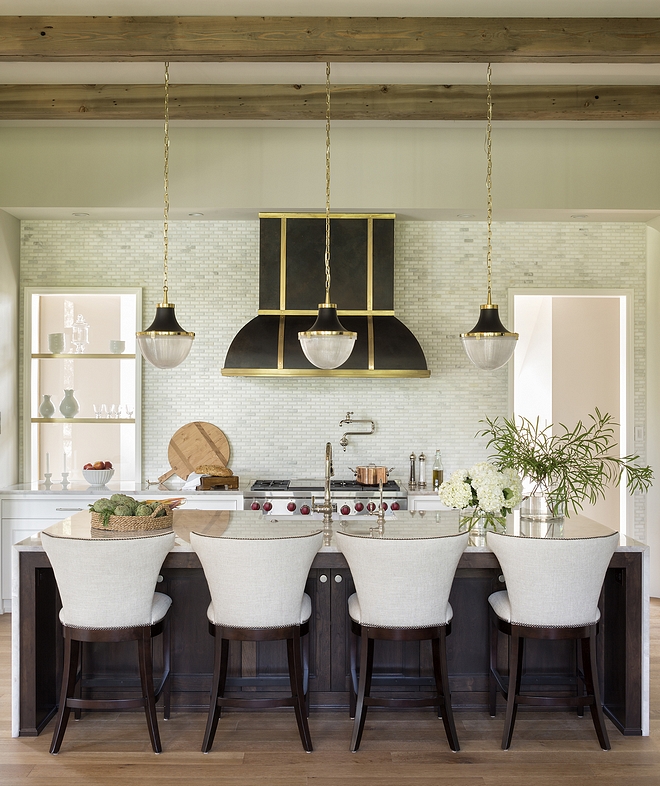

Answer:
[13,509,648,738]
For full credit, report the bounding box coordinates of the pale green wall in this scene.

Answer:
[0,210,19,487]
[1,126,659,211]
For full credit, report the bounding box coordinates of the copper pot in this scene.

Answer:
[349,464,394,485]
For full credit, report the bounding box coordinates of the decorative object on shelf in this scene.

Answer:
[43,473,52,488]
[39,394,55,419]
[418,452,427,489]
[438,462,523,532]
[109,340,125,354]
[71,314,90,354]
[460,63,518,371]
[479,408,654,520]
[298,62,357,370]
[59,389,80,418]
[137,62,195,370]
[61,471,69,489]
[432,449,444,491]
[47,332,65,354]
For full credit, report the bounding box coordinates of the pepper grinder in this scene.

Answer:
[409,452,417,490]
[418,452,427,489]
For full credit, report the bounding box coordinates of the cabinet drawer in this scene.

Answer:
[2,498,91,520]
[181,496,241,511]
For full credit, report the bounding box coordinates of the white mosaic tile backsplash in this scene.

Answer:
[20,220,648,540]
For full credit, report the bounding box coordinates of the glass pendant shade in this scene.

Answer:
[460,304,518,371]
[137,303,195,369]
[299,305,357,369]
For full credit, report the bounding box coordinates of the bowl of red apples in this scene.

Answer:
[82,461,114,486]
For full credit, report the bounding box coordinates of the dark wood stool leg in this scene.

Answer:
[349,627,358,719]
[287,628,313,752]
[576,638,585,718]
[489,613,498,717]
[73,641,82,721]
[502,632,524,750]
[162,616,172,720]
[350,629,374,753]
[202,633,227,753]
[50,637,80,754]
[137,629,162,754]
[581,632,611,751]
[433,629,460,751]
[302,631,310,718]
[431,626,461,751]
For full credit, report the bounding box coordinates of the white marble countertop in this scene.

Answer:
[0,480,247,496]
[15,508,646,555]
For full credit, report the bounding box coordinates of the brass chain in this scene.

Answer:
[485,62,493,306]
[324,61,331,304]
[162,61,170,302]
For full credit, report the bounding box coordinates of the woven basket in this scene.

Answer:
[90,504,173,532]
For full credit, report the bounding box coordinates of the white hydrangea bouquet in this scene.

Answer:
[438,461,523,531]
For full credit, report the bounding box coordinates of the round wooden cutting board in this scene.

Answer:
[159,422,231,482]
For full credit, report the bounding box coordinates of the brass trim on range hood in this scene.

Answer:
[222,368,431,378]
[222,214,430,379]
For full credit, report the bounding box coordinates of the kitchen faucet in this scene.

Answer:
[312,442,336,544]
[339,411,375,451]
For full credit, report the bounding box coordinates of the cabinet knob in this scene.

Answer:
[334,574,343,583]
[319,574,328,583]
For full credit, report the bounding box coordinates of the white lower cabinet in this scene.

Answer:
[0,491,243,612]
[407,494,446,512]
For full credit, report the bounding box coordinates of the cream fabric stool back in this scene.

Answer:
[336,529,469,752]
[191,530,323,628]
[190,530,323,753]
[486,529,619,750]
[42,531,174,629]
[41,530,175,755]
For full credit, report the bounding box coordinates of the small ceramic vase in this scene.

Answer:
[59,389,80,419]
[39,394,55,419]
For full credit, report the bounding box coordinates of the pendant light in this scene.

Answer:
[298,62,357,370]
[460,64,518,371]
[137,62,195,369]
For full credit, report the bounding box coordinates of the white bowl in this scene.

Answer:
[82,468,115,486]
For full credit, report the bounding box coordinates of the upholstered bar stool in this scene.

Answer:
[190,529,323,753]
[41,530,175,754]
[335,529,469,753]
[486,529,619,750]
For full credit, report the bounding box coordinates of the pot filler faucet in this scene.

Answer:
[312,442,337,545]
[339,412,375,451]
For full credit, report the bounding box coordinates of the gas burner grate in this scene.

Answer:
[250,480,290,491]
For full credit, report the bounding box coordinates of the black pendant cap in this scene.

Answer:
[463,305,517,337]
[142,304,194,336]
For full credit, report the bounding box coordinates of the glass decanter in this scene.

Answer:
[71,314,89,354]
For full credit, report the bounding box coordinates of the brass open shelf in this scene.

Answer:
[32,418,135,424]
[32,353,136,359]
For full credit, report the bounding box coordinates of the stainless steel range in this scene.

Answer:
[244,479,407,516]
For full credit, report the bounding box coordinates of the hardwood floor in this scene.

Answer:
[2,603,660,785]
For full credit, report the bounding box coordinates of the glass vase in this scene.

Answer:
[520,493,565,521]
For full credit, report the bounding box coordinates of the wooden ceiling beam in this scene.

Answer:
[1,83,659,121]
[0,16,659,62]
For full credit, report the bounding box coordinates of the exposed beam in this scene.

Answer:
[1,83,659,121]
[0,16,659,63]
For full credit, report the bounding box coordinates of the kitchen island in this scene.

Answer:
[12,509,648,739]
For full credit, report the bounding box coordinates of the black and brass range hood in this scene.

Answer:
[222,213,429,378]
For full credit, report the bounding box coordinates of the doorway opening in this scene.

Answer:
[509,290,633,534]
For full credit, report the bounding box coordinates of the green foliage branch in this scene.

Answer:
[478,408,653,516]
